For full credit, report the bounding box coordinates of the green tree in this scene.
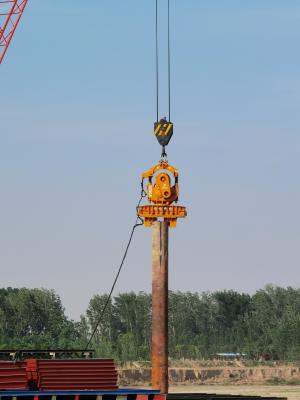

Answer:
[0,287,79,348]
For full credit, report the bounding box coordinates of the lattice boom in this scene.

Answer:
[0,0,28,63]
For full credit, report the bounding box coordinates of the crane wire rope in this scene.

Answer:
[85,182,146,349]
[155,0,172,123]
[168,0,171,122]
[156,0,159,122]
[156,0,172,160]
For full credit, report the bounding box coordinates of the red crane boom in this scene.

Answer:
[0,0,28,64]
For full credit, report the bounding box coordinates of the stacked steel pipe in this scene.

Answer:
[0,361,27,390]
[0,359,118,391]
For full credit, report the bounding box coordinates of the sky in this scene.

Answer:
[1,1,299,320]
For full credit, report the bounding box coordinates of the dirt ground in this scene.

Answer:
[121,362,300,399]
[169,384,300,400]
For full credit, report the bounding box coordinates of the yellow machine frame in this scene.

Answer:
[137,160,187,228]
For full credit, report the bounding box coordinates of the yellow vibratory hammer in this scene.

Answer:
[137,118,187,228]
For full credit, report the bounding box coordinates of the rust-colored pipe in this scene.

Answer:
[152,220,169,394]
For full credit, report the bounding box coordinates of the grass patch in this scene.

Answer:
[266,377,300,385]
[286,378,300,385]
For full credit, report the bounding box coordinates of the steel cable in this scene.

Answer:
[168,0,171,122]
[156,0,159,122]
[85,182,147,349]
[155,0,171,123]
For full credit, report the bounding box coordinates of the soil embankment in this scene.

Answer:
[118,362,300,386]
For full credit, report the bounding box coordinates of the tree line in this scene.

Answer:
[1,285,300,361]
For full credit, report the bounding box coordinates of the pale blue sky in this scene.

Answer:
[1,1,299,319]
